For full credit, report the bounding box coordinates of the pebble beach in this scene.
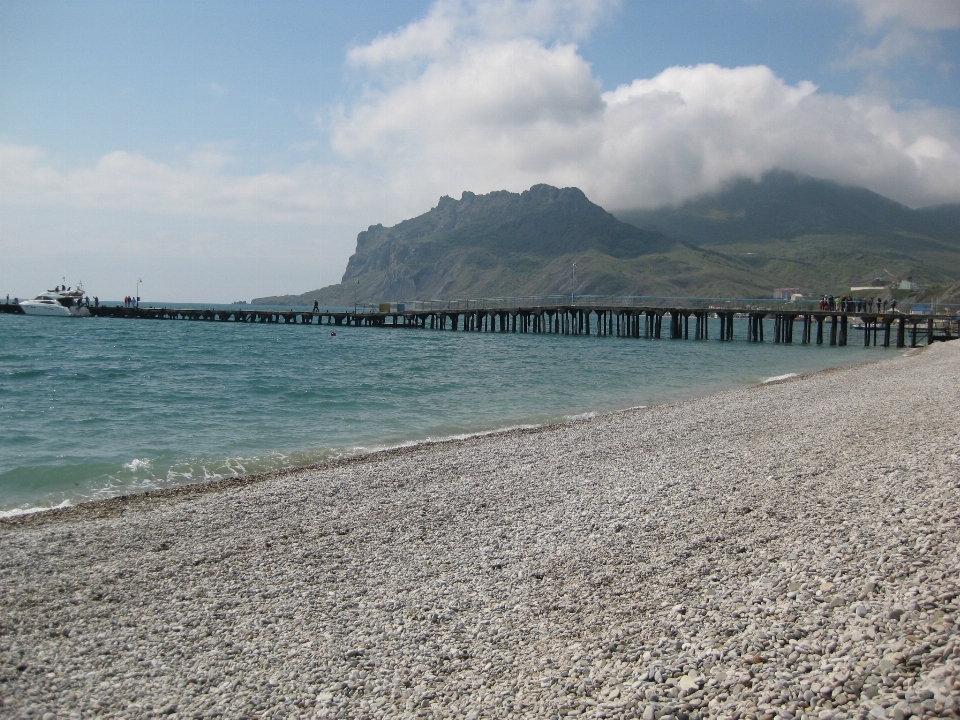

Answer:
[2,341,959,720]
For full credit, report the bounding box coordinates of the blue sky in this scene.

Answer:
[2,0,959,301]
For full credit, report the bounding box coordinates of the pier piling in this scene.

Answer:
[67,300,958,349]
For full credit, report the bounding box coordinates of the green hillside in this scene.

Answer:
[615,170,960,294]
[253,174,960,306]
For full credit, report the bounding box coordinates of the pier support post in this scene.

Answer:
[829,315,837,346]
[816,316,824,344]
[896,317,905,348]
[838,316,848,346]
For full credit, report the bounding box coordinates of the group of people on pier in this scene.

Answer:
[818,295,898,313]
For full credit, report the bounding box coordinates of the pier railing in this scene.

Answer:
[3,295,958,317]
[386,295,960,316]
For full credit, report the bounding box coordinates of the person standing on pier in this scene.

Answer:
[313,300,319,312]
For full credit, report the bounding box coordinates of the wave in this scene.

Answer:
[763,373,798,383]
[0,499,72,519]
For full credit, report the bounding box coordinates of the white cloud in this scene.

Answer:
[598,66,960,208]
[347,0,616,70]
[331,9,960,211]
[0,142,361,224]
[851,0,960,31]
[841,0,960,71]
[838,24,937,69]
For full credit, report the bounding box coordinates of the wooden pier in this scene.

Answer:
[4,299,956,349]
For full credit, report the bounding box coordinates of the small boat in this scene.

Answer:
[19,286,91,317]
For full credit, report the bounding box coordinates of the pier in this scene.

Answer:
[2,297,957,348]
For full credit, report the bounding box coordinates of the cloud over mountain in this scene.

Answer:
[331,0,960,212]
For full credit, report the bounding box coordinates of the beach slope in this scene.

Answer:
[2,342,959,719]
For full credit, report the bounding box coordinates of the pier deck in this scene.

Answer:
[4,298,956,348]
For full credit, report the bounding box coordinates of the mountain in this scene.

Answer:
[255,184,767,305]
[253,173,960,306]
[614,170,960,294]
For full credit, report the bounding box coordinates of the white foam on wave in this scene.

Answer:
[0,499,72,519]
[763,373,798,384]
[322,420,558,462]
[312,409,652,463]
[123,458,152,471]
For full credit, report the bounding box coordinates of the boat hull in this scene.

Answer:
[19,302,81,317]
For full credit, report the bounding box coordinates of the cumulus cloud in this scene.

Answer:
[330,2,960,211]
[597,65,959,208]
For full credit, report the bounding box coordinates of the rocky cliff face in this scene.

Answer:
[319,184,677,302]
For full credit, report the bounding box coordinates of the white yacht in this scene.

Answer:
[19,286,91,317]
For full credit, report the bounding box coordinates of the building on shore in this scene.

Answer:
[773,287,801,300]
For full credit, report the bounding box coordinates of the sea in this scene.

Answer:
[0,304,887,517]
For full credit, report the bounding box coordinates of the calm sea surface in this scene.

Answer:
[0,307,886,516]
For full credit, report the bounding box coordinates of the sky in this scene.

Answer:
[1,0,959,302]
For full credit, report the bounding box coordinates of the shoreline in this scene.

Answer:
[1,352,890,528]
[1,342,957,719]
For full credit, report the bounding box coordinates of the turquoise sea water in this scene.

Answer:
[0,308,886,516]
